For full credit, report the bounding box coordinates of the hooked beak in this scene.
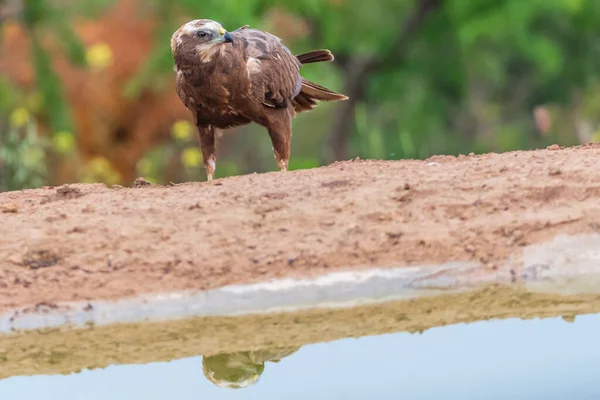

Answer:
[223,31,234,45]
[219,28,233,44]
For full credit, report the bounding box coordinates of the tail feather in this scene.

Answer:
[292,78,348,113]
[300,78,348,101]
[291,49,348,113]
[296,49,334,64]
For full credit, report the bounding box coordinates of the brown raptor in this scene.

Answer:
[171,19,348,181]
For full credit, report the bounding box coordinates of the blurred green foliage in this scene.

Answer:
[19,0,115,132]
[3,0,600,190]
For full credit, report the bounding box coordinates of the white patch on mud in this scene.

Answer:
[519,233,600,295]
[0,261,483,333]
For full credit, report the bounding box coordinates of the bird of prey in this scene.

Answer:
[171,19,348,181]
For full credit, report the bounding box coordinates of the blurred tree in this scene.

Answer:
[1,0,192,187]
[0,0,119,188]
[129,0,600,165]
[4,0,600,190]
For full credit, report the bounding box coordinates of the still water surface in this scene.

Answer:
[0,313,598,399]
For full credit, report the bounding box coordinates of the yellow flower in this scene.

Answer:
[9,107,30,128]
[88,157,112,176]
[181,147,202,168]
[86,43,113,71]
[83,157,122,185]
[104,169,122,186]
[171,120,193,142]
[52,131,76,154]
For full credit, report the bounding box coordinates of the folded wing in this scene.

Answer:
[233,28,302,108]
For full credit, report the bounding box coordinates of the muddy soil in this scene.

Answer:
[2,143,600,311]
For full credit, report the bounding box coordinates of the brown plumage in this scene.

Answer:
[170,19,348,181]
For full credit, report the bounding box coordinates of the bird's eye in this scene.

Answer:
[196,31,208,38]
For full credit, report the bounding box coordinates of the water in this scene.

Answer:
[0,312,599,399]
[3,233,600,399]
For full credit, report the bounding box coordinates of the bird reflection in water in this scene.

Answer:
[202,347,300,389]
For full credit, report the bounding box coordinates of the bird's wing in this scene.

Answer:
[175,71,194,110]
[232,28,302,108]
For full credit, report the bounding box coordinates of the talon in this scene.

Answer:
[207,173,213,182]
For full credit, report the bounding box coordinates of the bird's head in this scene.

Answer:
[171,19,234,60]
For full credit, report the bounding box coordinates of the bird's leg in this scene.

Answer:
[197,124,217,182]
[265,109,293,172]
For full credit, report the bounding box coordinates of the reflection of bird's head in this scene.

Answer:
[202,353,264,389]
[202,347,301,390]
[171,19,234,60]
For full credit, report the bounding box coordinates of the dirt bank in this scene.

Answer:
[2,143,600,311]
